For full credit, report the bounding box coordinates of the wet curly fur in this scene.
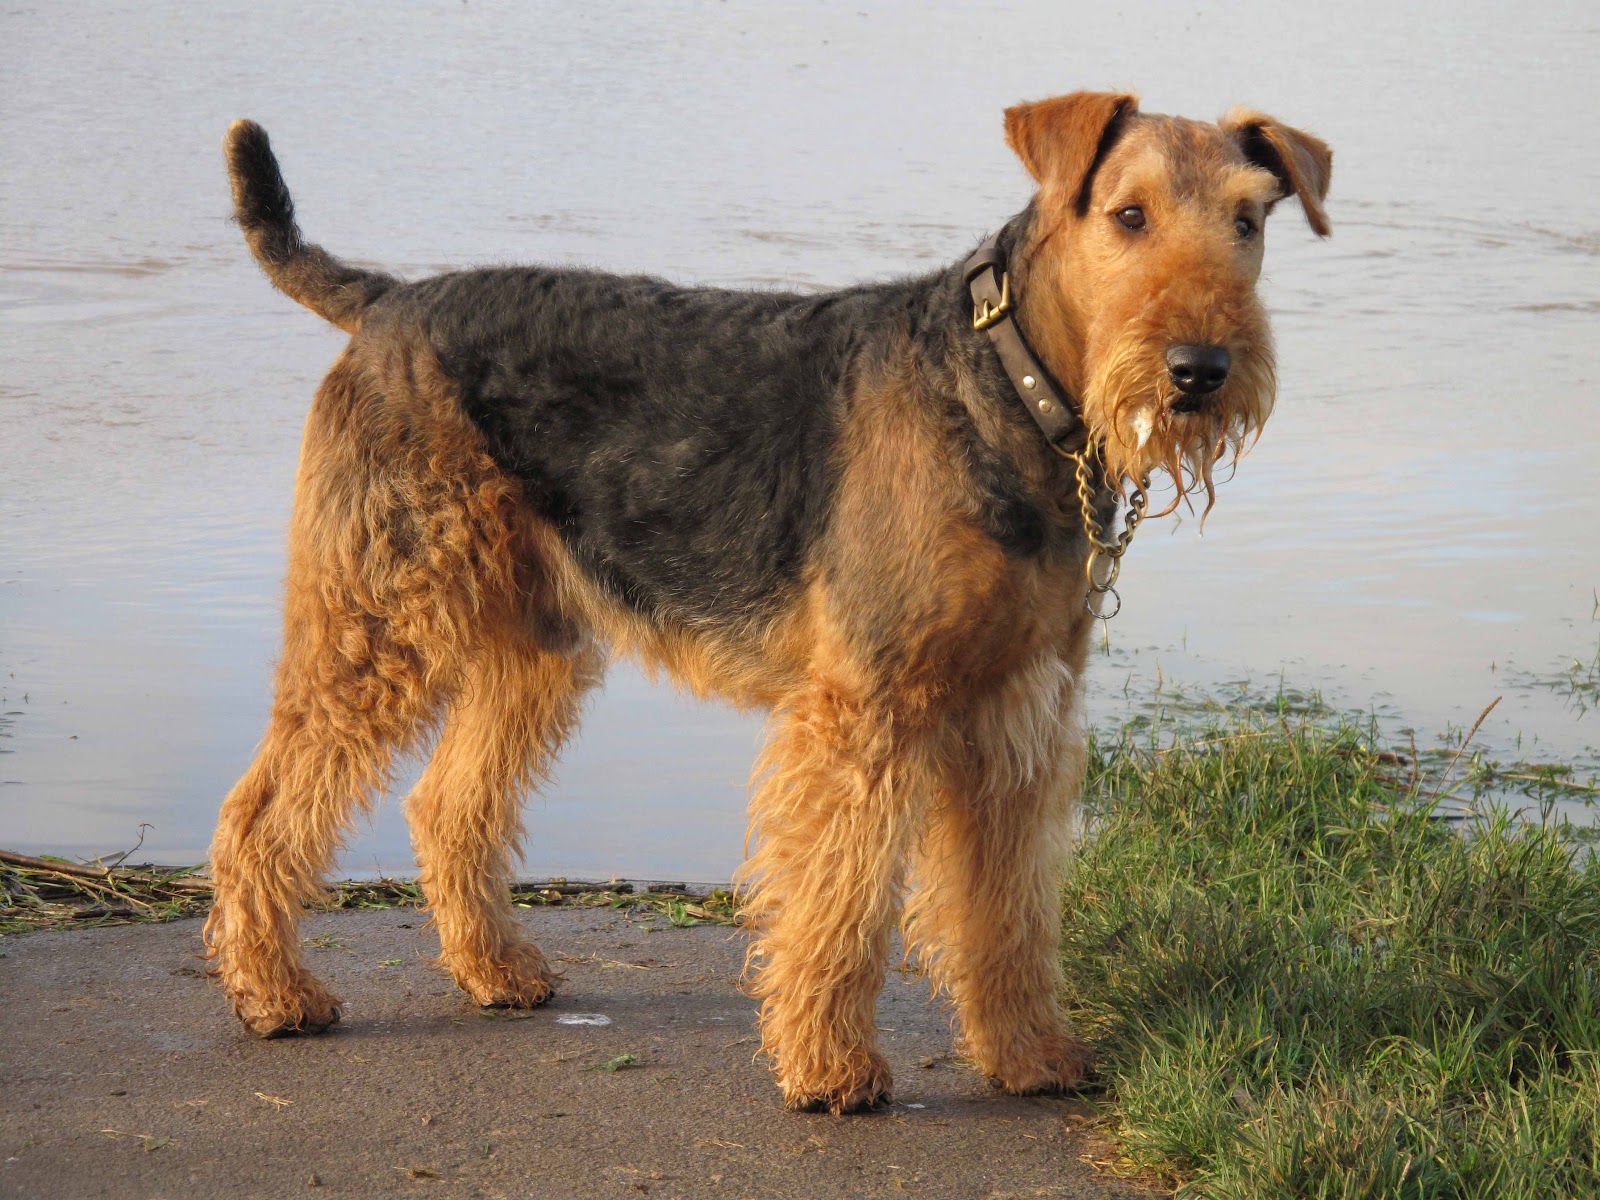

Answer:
[205,93,1330,1112]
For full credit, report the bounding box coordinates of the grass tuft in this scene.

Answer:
[1064,708,1600,1198]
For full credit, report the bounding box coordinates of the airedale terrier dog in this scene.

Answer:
[206,91,1330,1113]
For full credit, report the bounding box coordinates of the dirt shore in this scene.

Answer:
[1,907,1156,1200]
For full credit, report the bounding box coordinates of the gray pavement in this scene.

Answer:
[1,907,1157,1200]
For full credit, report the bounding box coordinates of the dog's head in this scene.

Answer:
[1004,92,1331,513]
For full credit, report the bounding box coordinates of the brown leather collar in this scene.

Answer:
[962,230,1086,451]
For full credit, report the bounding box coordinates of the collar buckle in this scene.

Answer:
[962,228,1082,450]
[971,272,1011,330]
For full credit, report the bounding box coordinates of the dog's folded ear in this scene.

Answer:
[1221,109,1333,237]
[1004,91,1139,212]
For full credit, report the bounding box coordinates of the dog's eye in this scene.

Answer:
[1235,215,1258,240]
[1114,206,1146,231]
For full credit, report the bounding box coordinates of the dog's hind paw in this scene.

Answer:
[234,981,344,1039]
[453,944,558,1009]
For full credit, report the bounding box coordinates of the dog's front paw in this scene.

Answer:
[781,1050,893,1115]
[987,1035,1097,1095]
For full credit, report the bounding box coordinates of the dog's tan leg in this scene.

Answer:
[905,656,1094,1093]
[738,683,924,1114]
[205,591,444,1038]
[406,635,600,1007]
[206,350,531,1037]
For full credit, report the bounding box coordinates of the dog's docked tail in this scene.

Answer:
[224,120,396,333]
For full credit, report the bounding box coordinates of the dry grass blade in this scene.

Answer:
[2,854,739,935]
[1426,695,1502,800]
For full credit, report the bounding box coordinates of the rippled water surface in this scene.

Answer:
[3,1,1597,877]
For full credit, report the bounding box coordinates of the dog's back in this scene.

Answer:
[394,266,869,627]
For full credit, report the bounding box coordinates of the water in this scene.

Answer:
[3,1,1597,879]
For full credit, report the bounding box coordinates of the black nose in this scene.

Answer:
[1166,343,1232,396]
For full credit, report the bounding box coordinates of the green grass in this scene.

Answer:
[1518,595,1600,719]
[1555,636,1600,718]
[1064,707,1600,1198]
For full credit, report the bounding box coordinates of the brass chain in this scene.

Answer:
[1056,442,1149,620]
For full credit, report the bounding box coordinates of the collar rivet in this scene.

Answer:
[1038,399,1052,413]
[1023,374,1036,388]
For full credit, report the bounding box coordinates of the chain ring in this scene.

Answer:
[1067,444,1146,621]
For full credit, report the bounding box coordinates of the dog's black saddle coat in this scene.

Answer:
[378,252,1050,629]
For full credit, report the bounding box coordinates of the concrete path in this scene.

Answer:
[1,907,1158,1199]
